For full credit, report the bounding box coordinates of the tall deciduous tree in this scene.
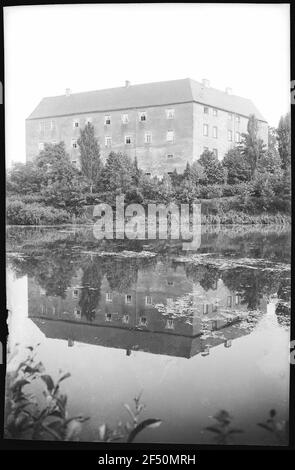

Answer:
[277,112,291,170]
[222,147,251,184]
[100,152,134,194]
[35,142,88,214]
[241,114,266,178]
[198,150,225,185]
[78,123,102,192]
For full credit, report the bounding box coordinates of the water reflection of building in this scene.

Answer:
[28,261,262,359]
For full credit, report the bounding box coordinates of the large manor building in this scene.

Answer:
[26,78,268,176]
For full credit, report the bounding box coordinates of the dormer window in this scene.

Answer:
[104,115,111,125]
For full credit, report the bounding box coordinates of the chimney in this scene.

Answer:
[225,87,232,95]
[202,78,210,88]
[65,88,71,96]
[125,80,131,88]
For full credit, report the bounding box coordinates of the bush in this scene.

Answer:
[6,199,71,225]
[196,184,223,199]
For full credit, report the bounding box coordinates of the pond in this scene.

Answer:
[6,224,291,445]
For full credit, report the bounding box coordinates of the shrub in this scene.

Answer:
[6,199,71,225]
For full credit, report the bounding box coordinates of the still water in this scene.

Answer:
[6,224,291,445]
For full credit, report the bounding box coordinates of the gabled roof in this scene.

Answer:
[27,78,267,122]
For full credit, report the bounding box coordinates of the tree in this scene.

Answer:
[222,147,251,184]
[35,142,88,214]
[77,123,102,192]
[7,161,43,195]
[277,113,291,170]
[100,152,134,195]
[198,150,225,185]
[241,114,266,178]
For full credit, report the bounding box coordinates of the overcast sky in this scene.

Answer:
[4,3,290,166]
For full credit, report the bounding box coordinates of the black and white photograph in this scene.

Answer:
[2,3,293,452]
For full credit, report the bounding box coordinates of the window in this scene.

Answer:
[228,130,233,142]
[167,172,173,176]
[125,135,132,145]
[235,115,240,124]
[73,289,79,299]
[212,320,218,330]
[167,154,174,159]
[38,142,44,151]
[213,148,218,158]
[85,117,92,124]
[213,108,218,116]
[105,136,112,147]
[105,313,112,322]
[228,113,233,121]
[50,120,56,130]
[145,172,151,176]
[204,106,209,114]
[125,294,132,304]
[145,296,152,306]
[139,316,147,326]
[139,112,147,122]
[166,130,174,142]
[213,126,218,138]
[122,314,129,324]
[224,339,232,348]
[203,124,209,136]
[145,132,152,144]
[227,296,233,307]
[52,306,56,315]
[71,139,78,149]
[166,108,175,119]
[203,146,209,152]
[166,319,175,330]
[104,115,111,125]
[74,308,81,319]
[167,280,174,286]
[121,113,129,124]
[106,292,113,302]
[73,119,79,128]
[212,303,218,313]
[235,132,240,143]
[235,294,240,305]
[71,160,77,167]
[203,304,209,314]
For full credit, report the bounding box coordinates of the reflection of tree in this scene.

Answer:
[79,260,103,322]
[9,249,80,298]
[222,267,282,310]
[101,257,156,293]
[275,277,291,328]
[183,264,220,291]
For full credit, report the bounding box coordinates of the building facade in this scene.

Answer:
[26,78,268,176]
